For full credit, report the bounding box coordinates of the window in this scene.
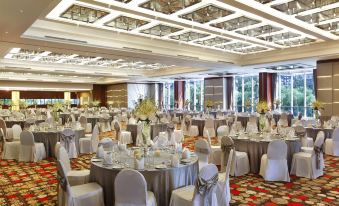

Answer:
[163,82,174,109]
[184,80,204,111]
[276,72,315,117]
[233,75,259,112]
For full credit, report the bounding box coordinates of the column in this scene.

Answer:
[174,81,185,109]
[11,91,20,111]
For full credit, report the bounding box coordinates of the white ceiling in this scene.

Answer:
[0,0,338,86]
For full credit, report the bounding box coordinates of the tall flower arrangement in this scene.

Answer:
[256,100,269,114]
[135,98,157,121]
[205,99,214,108]
[311,100,324,119]
[245,99,251,112]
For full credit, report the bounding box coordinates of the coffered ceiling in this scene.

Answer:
[0,0,339,86]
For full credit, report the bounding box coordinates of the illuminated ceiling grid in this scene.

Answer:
[4,48,173,71]
[45,0,339,54]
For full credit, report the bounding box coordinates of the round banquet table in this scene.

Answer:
[305,127,333,141]
[32,128,85,158]
[87,116,113,129]
[236,115,251,128]
[191,118,227,136]
[59,113,71,125]
[89,154,199,206]
[233,138,301,174]
[6,119,45,129]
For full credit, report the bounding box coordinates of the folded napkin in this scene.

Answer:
[96,145,104,158]
[134,157,144,170]
[182,148,191,159]
[171,154,179,167]
[103,151,113,165]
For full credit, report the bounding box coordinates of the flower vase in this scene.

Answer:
[141,121,151,145]
[259,113,266,133]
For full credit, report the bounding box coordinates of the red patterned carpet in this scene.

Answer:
[0,136,338,206]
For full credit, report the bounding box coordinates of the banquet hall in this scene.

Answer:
[0,0,338,205]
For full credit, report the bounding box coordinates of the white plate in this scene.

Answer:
[112,165,124,169]
[155,164,167,169]
[181,159,191,163]
[92,158,102,162]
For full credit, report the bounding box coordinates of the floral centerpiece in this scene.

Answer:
[274,99,280,110]
[107,101,114,109]
[49,102,64,122]
[92,100,100,107]
[256,100,269,132]
[205,99,214,108]
[19,100,28,110]
[245,99,251,112]
[256,100,269,114]
[184,99,190,110]
[311,100,324,120]
[135,98,157,144]
[64,100,71,109]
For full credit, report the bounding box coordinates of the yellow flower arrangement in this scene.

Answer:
[184,99,190,106]
[311,100,324,111]
[245,99,251,108]
[256,100,269,114]
[92,100,101,107]
[135,98,157,119]
[205,99,214,108]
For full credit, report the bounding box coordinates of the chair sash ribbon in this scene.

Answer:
[314,145,323,169]
[221,137,235,165]
[184,117,191,131]
[114,121,121,138]
[60,134,74,153]
[57,171,67,191]
[195,174,218,206]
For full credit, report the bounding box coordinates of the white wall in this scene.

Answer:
[127,83,157,108]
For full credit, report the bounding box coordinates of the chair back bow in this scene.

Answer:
[221,136,235,165]
[114,121,121,138]
[195,174,218,206]
[314,145,323,169]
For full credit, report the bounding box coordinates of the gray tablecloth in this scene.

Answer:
[33,129,85,158]
[233,138,301,174]
[237,116,250,128]
[59,113,71,125]
[87,116,113,129]
[89,158,199,206]
[126,124,138,144]
[305,127,333,141]
[6,119,45,129]
[191,119,227,136]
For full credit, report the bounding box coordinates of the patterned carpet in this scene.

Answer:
[0,135,338,206]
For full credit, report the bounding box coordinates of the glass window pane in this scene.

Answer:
[253,76,259,111]
[243,76,252,112]
[293,74,304,116]
[234,76,243,112]
[189,81,194,110]
[195,81,201,111]
[280,74,291,112]
[306,73,315,117]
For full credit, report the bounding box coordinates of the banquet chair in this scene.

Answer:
[217,125,229,139]
[185,117,199,137]
[1,128,20,160]
[156,134,168,148]
[79,116,92,134]
[169,164,219,206]
[294,125,313,147]
[301,131,324,154]
[58,146,90,186]
[128,117,136,124]
[45,117,54,125]
[114,169,157,206]
[325,127,339,156]
[195,139,211,170]
[207,130,222,166]
[79,125,99,154]
[59,129,78,158]
[278,113,289,127]
[99,137,116,151]
[203,118,216,138]
[290,133,325,179]
[19,130,46,162]
[57,160,104,206]
[217,149,234,206]
[115,121,133,144]
[259,140,290,182]
[0,118,8,140]
[172,113,180,125]
[12,124,22,141]
[181,115,191,136]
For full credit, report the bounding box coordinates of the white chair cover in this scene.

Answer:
[129,117,137,124]
[217,125,229,138]
[217,149,234,206]
[259,140,290,182]
[57,160,104,206]
[195,139,211,171]
[291,132,325,179]
[19,130,46,162]
[114,169,156,206]
[169,164,219,206]
[79,125,99,154]
[325,127,339,156]
[0,119,8,139]
[12,124,22,141]
[203,118,216,138]
[99,138,114,151]
[61,129,78,158]
[1,128,20,160]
